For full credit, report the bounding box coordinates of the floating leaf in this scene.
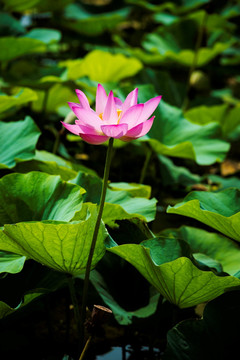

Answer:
[0,117,40,169]
[167,189,240,242]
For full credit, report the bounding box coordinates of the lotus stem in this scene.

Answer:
[79,137,114,348]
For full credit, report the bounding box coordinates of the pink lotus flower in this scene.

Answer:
[62,84,162,145]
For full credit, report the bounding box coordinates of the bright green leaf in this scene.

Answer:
[0,251,26,274]
[0,116,40,169]
[24,28,61,44]
[167,189,240,242]
[61,50,143,83]
[108,244,240,308]
[0,204,107,275]
[0,37,46,62]
[160,226,240,275]
[0,172,85,225]
[0,87,38,113]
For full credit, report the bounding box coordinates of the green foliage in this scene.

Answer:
[167,189,240,242]
[1,0,240,356]
[0,117,40,168]
[108,240,240,308]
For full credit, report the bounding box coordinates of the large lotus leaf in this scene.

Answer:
[0,204,107,275]
[108,242,240,308]
[164,290,240,359]
[160,226,240,276]
[13,150,97,181]
[63,4,130,36]
[0,117,40,169]
[135,86,230,165]
[109,182,151,198]
[0,251,26,274]
[0,172,85,225]
[24,28,61,44]
[71,172,157,225]
[185,104,240,137]
[0,88,38,113]
[61,50,143,83]
[167,189,240,242]
[0,37,46,62]
[141,32,229,67]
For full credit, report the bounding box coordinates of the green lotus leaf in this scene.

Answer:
[135,86,230,165]
[108,242,240,308]
[63,4,131,36]
[167,189,240,242]
[0,37,46,62]
[70,172,157,225]
[13,150,97,181]
[0,117,40,169]
[24,28,61,44]
[185,104,240,137]
[61,50,143,83]
[0,88,38,114]
[109,182,151,198]
[0,204,107,275]
[160,226,240,276]
[0,172,85,225]
[0,251,26,274]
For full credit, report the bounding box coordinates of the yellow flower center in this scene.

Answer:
[99,109,122,123]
